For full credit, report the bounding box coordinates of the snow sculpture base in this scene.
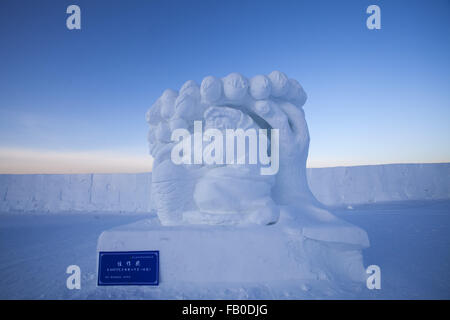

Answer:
[97,215,368,286]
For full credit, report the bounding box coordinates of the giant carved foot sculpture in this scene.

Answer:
[146,71,369,250]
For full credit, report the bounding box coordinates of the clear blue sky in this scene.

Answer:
[0,0,449,173]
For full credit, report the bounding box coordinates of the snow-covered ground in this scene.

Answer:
[1,200,448,299]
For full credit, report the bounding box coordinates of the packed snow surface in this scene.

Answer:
[0,200,449,299]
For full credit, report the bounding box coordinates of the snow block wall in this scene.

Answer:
[307,163,450,206]
[0,173,152,213]
[0,164,448,213]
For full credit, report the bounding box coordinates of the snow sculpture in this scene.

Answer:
[145,71,369,283]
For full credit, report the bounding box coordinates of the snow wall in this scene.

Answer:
[307,163,450,206]
[0,163,448,213]
[0,173,152,213]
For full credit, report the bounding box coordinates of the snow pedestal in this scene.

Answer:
[97,217,368,285]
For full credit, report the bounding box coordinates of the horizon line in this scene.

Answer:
[0,147,448,174]
[0,161,448,175]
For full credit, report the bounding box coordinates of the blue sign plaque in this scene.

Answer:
[98,251,159,286]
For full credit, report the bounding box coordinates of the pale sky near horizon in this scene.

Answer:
[0,0,449,173]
